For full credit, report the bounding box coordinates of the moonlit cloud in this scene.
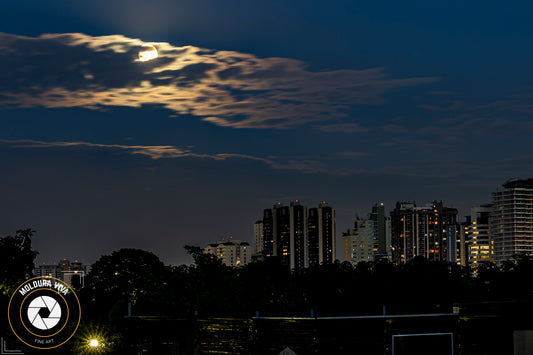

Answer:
[0,32,437,129]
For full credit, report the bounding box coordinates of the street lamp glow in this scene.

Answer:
[73,325,110,353]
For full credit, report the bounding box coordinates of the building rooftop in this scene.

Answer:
[503,178,533,189]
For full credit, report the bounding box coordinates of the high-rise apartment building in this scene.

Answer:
[308,202,336,266]
[261,201,308,270]
[390,201,458,264]
[446,224,460,265]
[262,208,275,258]
[308,207,319,266]
[254,220,263,254]
[343,203,391,265]
[343,219,376,264]
[370,203,389,259]
[259,201,336,269]
[467,205,492,268]
[204,239,251,267]
[490,178,533,265]
[457,221,469,267]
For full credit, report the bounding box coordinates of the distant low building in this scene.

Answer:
[33,259,87,287]
[204,239,251,267]
[33,264,62,279]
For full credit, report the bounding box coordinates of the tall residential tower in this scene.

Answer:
[390,201,458,264]
[308,202,336,266]
[467,205,492,268]
[490,178,533,265]
[262,201,308,270]
[260,201,336,269]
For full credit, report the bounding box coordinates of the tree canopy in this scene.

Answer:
[77,246,533,321]
[0,229,38,289]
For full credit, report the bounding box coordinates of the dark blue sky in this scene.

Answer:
[1,1,532,266]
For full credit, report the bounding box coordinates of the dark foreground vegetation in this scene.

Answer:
[2,230,533,354]
[85,247,533,320]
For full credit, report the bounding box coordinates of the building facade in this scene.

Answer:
[259,201,336,269]
[371,203,389,259]
[390,201,458,264]
[33,264,62,279]
[458,221,469,267]
[467,205,492,268]
[308,202,336,266]
[261,201,309,270]
[262,208,275,258]
[204,239,251,267]
[490,178,533,265]
[33,259,87,287]
[254,220,263,254]
[343,203,391,265]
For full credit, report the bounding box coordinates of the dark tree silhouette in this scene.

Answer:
[78,245,533,322]
[85,248,170,320]
[0,229,38,289]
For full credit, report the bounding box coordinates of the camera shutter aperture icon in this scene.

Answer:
[27,295,62,330]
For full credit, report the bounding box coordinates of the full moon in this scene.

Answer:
[139,44,158,62]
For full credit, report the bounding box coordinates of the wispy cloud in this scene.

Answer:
[0,138,268,161]
[3,138,525,180]
[0,139,327,173]
[315,123,371,133]
[0,32,437,129]
[0,139,372,175]
[419,93,533,115]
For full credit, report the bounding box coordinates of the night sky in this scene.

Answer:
[1,1,532,267]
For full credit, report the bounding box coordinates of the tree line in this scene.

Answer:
[2,230,533,323]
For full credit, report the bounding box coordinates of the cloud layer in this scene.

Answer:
[0,139,376,175]
[0,32,436,129]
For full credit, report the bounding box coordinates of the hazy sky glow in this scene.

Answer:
[1,1,532,266]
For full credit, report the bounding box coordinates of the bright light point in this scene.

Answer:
[139,44,158,62]
[89,339,99,347]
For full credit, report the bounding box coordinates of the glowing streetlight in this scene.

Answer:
[73,324,113,354]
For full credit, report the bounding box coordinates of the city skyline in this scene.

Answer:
[25,180,528,267]
[2,1,533,267]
